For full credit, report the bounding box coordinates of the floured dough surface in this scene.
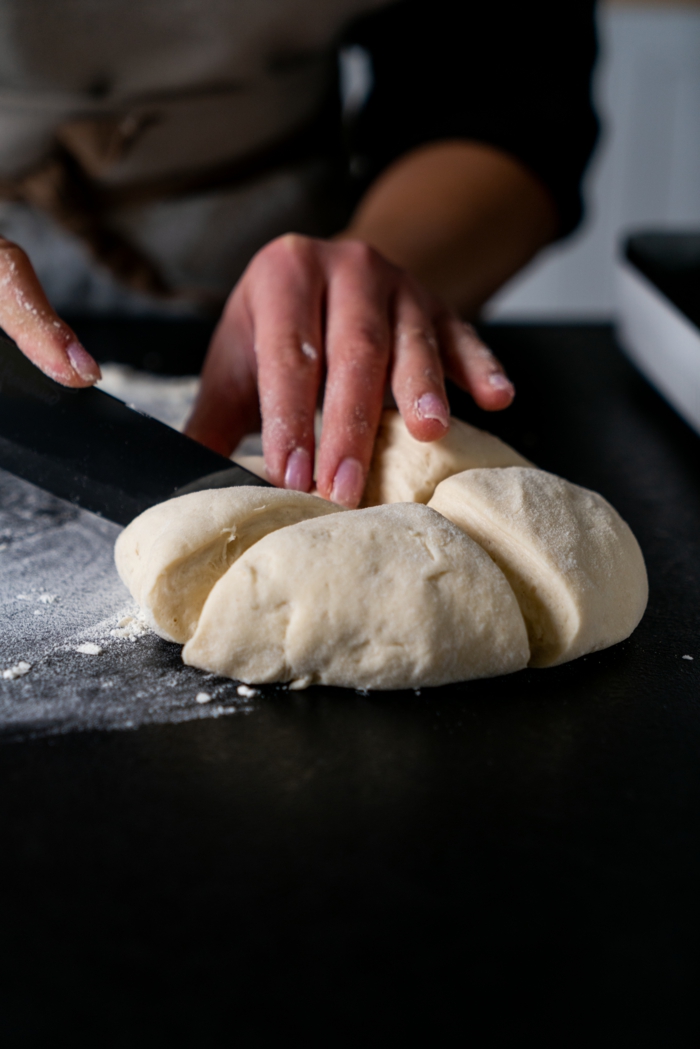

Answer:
[116,420,648,690]
[361,409,531,507]
[429,467,648,667]
[183,503,530,690]
[115,487,342,643]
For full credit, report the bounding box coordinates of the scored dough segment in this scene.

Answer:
[428,468,648,668]
[115,488,343,643]
[361,408,531,506]
[182,503,530,690]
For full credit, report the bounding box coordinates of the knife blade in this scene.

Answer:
[0,331,272,525]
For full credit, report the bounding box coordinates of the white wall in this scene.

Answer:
[485,2,700,321]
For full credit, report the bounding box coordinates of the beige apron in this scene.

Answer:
[0,0,386,313]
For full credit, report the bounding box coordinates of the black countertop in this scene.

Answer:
[2,325,699,1044]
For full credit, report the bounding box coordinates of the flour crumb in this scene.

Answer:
[195,692,212,704]
[3,661,32,680]
[236,684,258,698]
[682,654,694,661]
[288,677,311,691]
[110,613,149,640]
[38,593,58,604]
[76,642,103,655]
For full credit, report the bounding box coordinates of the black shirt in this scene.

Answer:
[344,0,599,237]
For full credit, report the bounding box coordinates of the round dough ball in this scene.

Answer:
[183,503,530,690]
[361,409,531,507]
[115,487,342,643]
[428,467,648,667]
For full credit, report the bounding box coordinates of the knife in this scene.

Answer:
[0,331,272,526]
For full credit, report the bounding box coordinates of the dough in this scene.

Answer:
[428,467,648,667]
[361,409,531,507]
[115,487,342,643]
[183,503,530,690]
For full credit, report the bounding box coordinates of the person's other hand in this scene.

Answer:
[0,237,101,386]
[186,234,514,508]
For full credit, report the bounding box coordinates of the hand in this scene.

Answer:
[0,237,101,386]
[186,234,514,507]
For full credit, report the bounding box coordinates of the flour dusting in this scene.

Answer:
[0,467,260,741]
[75,643,103,655]
[3,661,31,680]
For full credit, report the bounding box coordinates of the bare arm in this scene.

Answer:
[340,139,558,317]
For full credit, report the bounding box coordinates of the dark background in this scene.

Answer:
[2,323,699,1045]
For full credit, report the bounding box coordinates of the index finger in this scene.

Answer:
[315,242,392,506]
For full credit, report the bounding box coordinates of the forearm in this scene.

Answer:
[340,140,559,317]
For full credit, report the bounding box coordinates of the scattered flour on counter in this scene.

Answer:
[94,362,268,465]
[3,661,31,680]
[75,643,103,655]
[196,692,212,704]
[237,684,259,698]
[96,365,200,432]
[682,655,694,661]
[17,591,59,606]
[0,468,261,740]
[288,678,312,691]
[110,613,150,641]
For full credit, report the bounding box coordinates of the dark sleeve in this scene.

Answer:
[344,0,599,237]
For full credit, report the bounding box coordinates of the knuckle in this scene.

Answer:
[267,233,315,267]
[326,402,373,443]
[341,239,383,273]
[397,324,439,355]
[265,334,320,371]
[246,234,321,294]
[347,322,388,361]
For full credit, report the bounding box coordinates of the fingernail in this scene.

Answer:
[330,457,364,508]
[66,341,101,382]
[416,392,449,428]
[284,447,312,492]
[488,372,514,393]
